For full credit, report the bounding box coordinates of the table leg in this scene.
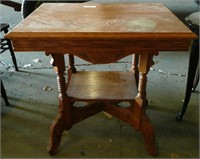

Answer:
[131,54,139,86]
[68,54,77,73]
[140,111,157,156]
[47,54,72,155]
[67,54,77,86]
[135,54,158,156]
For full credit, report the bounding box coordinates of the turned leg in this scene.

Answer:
[135,53,158,156]
[47,54,72,155]
[68,54,76,73]
[131,54,139,86]
[66,54,77,85]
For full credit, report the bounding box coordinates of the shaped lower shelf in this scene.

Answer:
[67,71,138,101]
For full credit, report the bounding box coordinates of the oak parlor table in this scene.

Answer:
[5,2,196,156]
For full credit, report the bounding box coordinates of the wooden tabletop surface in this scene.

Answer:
[6,3,195,39]
[5,3,196,55]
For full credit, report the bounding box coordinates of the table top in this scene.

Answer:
[7,3,195,38]
[5,2,196,56]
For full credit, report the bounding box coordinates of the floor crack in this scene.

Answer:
[0,61,187,77]
[150,67,187,77]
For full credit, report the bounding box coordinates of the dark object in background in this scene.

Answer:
[1,0,21,11]
[1,80,10,106]
[194,0,200,5]
[176,10,199,121]
[1,23,18,71]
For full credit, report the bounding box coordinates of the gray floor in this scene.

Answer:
[0,0,199,158]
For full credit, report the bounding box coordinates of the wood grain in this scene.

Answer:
[67,71,137,100]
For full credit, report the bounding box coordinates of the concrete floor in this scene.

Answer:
[0,0,199,158]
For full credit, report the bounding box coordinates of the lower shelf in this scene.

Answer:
[67,71,138,101]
